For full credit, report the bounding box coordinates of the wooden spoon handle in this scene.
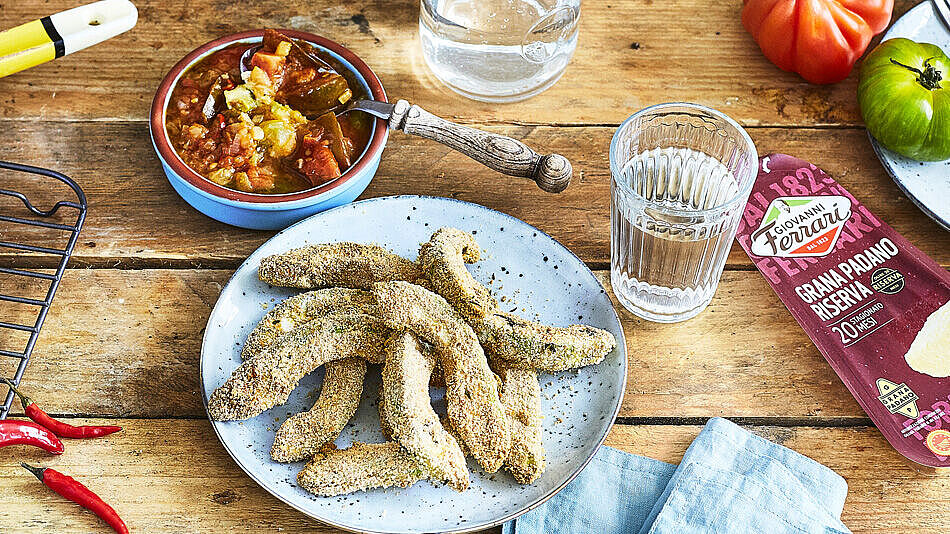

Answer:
[387,100,571,193]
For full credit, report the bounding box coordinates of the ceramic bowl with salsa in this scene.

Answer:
[149,29,388,230]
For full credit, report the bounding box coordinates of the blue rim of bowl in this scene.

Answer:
[609,102,758,219]
[149,29,388,206]
[199,194,628,534]
[867,2,950,232]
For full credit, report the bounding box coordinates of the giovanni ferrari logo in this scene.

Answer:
[750,196,852,258]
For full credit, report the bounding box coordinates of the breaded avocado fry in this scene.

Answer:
[477,311,616,373]
[496,364,545,484]
[372,281,511,474]
[271,357,368,463]
[382,332,469,491]
[259,242,421,289]
[415,228,616,374]
[418,227,495,323]
[297,442,427,497]
[208,314,389,421]
[242,287,377,361]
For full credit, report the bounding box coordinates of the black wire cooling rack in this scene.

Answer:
[0,161,86,419]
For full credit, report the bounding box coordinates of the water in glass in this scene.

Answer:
[610,105,758,323]
[420,0,580,102]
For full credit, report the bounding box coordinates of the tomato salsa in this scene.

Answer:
[165,30,373,194]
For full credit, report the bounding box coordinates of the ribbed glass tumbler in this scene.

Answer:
[610,103,758,323]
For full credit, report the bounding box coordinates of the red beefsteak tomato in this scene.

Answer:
[742,0,894,84]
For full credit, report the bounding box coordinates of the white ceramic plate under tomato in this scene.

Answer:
[869,2,950,231]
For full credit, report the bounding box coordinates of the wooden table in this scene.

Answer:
[1,1,947,531]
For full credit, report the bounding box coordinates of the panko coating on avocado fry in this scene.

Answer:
[297,441,428,497]
[496,364,545,484]
[208,314,389,421]
[415,228,616,373]
[242,288,377,361]
[258,242,421,289]
[477,311,616,373]
[439,365,545,484]
[271,357,368,463]
[382,331,469,491]
[378,384,394,441]
[371,281,511,474]
[243,290,375,461]
[418,227,495,323]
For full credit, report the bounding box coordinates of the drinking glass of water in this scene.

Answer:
[420,0,581,103]
[610,103,758,323]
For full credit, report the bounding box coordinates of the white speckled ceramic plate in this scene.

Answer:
[869,1,950,231]
[200,196,627,533]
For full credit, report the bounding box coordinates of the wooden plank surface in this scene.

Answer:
[0,421,943,534]
[1,268,863,420]
[2,0,948,532]
[0,1,918,126]
[1,122,946,268]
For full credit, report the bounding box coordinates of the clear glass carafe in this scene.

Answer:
[420,0,580,102]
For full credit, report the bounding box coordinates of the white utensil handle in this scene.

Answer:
[51,0,138,56]
[0,0,137,78]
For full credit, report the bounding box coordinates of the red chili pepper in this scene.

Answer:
[3,379,121,439]
[22,463,130,534]
[0,419,64,454]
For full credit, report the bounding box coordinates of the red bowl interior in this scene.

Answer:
[149,29,388,204]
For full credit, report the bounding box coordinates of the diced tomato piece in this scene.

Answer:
[224,124,255,159]
[246,166,276,192]
[296,136,341,186]
[251,52,286,81]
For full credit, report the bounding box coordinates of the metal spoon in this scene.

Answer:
[342,99,571,193]
[236,46,571,193]
[239,41,336,75]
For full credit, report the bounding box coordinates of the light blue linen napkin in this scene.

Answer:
[504,417,850,534]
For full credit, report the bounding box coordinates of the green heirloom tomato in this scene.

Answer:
[858,38,950,161]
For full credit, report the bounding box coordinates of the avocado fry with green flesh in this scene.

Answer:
[371,281,511,474]
[476,312,616,373]
[297,442,428,497]
[208,313,389,421]
[258,243,421,290]
[271,357,368,463]
[417,227,495,323]
[382,331,469,491]
[242,287,377,362]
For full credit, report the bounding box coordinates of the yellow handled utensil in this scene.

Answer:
[0,0,137,79]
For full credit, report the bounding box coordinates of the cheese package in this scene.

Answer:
[736,154,950,467]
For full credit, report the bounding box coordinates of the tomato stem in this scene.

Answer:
[890,57,943,90]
